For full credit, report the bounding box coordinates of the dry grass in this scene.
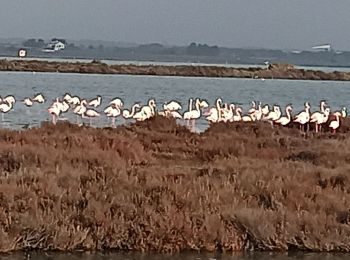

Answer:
[1,116,350,253]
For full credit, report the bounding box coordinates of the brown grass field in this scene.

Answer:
[1,116,350,253]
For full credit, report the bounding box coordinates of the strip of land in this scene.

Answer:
[1,117,350,252]
[1,59,350,80]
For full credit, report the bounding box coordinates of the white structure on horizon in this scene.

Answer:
[312,44,331,52]
[42,39,66,52]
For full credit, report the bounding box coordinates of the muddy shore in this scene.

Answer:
[1,59,350,81]
[1,117,350,252]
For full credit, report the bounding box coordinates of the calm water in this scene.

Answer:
[1,252,349,260]
[0,71,350,130]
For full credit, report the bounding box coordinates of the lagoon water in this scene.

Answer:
[0,70,350,130]
[1,71,350,258]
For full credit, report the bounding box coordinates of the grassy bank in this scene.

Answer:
[1,59,350,80]
[1,117,350,252]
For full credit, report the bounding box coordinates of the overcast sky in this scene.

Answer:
[0,0,349,50]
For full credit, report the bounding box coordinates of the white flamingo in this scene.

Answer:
[204,98,223,123]
[293,102,311,132]
[3,95,16,105]
[48,105,61,125]
[85,109,100,126]
[63,93,81,106]
[73,99,88,123]
[109,97,124,108]
[329,114,340,134]
[105,104,121,127]
[261,104,270,119]
[89,95,102,108]
[22,97,33,107]
[163,100,182,112]
[122,103,141,119]
[275,104,293,126]
[182,98,193,124]
[248,101,256,114]
[33,93,45,103]
[264,105,282,126]
[183,98,207,130]
[47,98,69,124]
[333,107,347,118]
[133,99,156,121]
[0,97,15,121]
[222,104,235,122]
[310,107,330,133]
[252,102,263,121]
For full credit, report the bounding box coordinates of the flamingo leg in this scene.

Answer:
[1,113,4,122]
[307,123,309,132]
[112,117,116,128]
[89,117,92,126]
[315,124,318,133]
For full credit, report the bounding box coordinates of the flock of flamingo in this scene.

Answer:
[0,93,347,133]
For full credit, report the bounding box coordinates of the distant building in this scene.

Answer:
[312,44,332,52]
[18,49,27,58]
[42,38,66,52]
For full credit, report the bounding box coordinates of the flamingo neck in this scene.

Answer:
[286,109,291,120]
[188,99,193,112]
[216,99,222,120]
[130,104,138,117]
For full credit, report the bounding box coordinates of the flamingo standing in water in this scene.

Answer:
[183,98,208,131]
[73,99,88,123]
[33,93,45,103]
[85,109,100,126]
[205,98,223,123]
[182,98,194,126]
[133,99,156,121]
[122,103,141,119]
[163,100,181,113]
[0,96,16,121]
[63,93,81,107]
[47,98,70,124]
[104,103,122,127]
[159,100,182,118]
[109,97,124,108]
[22,97,34,107]
[89,95,102,108]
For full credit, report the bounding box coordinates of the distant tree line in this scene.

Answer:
[23,39,46,48]
[186,42,220,56]
[22,38,72,48]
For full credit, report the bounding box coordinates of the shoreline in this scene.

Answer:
[1,59,350,80]
[1,117,350,252]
